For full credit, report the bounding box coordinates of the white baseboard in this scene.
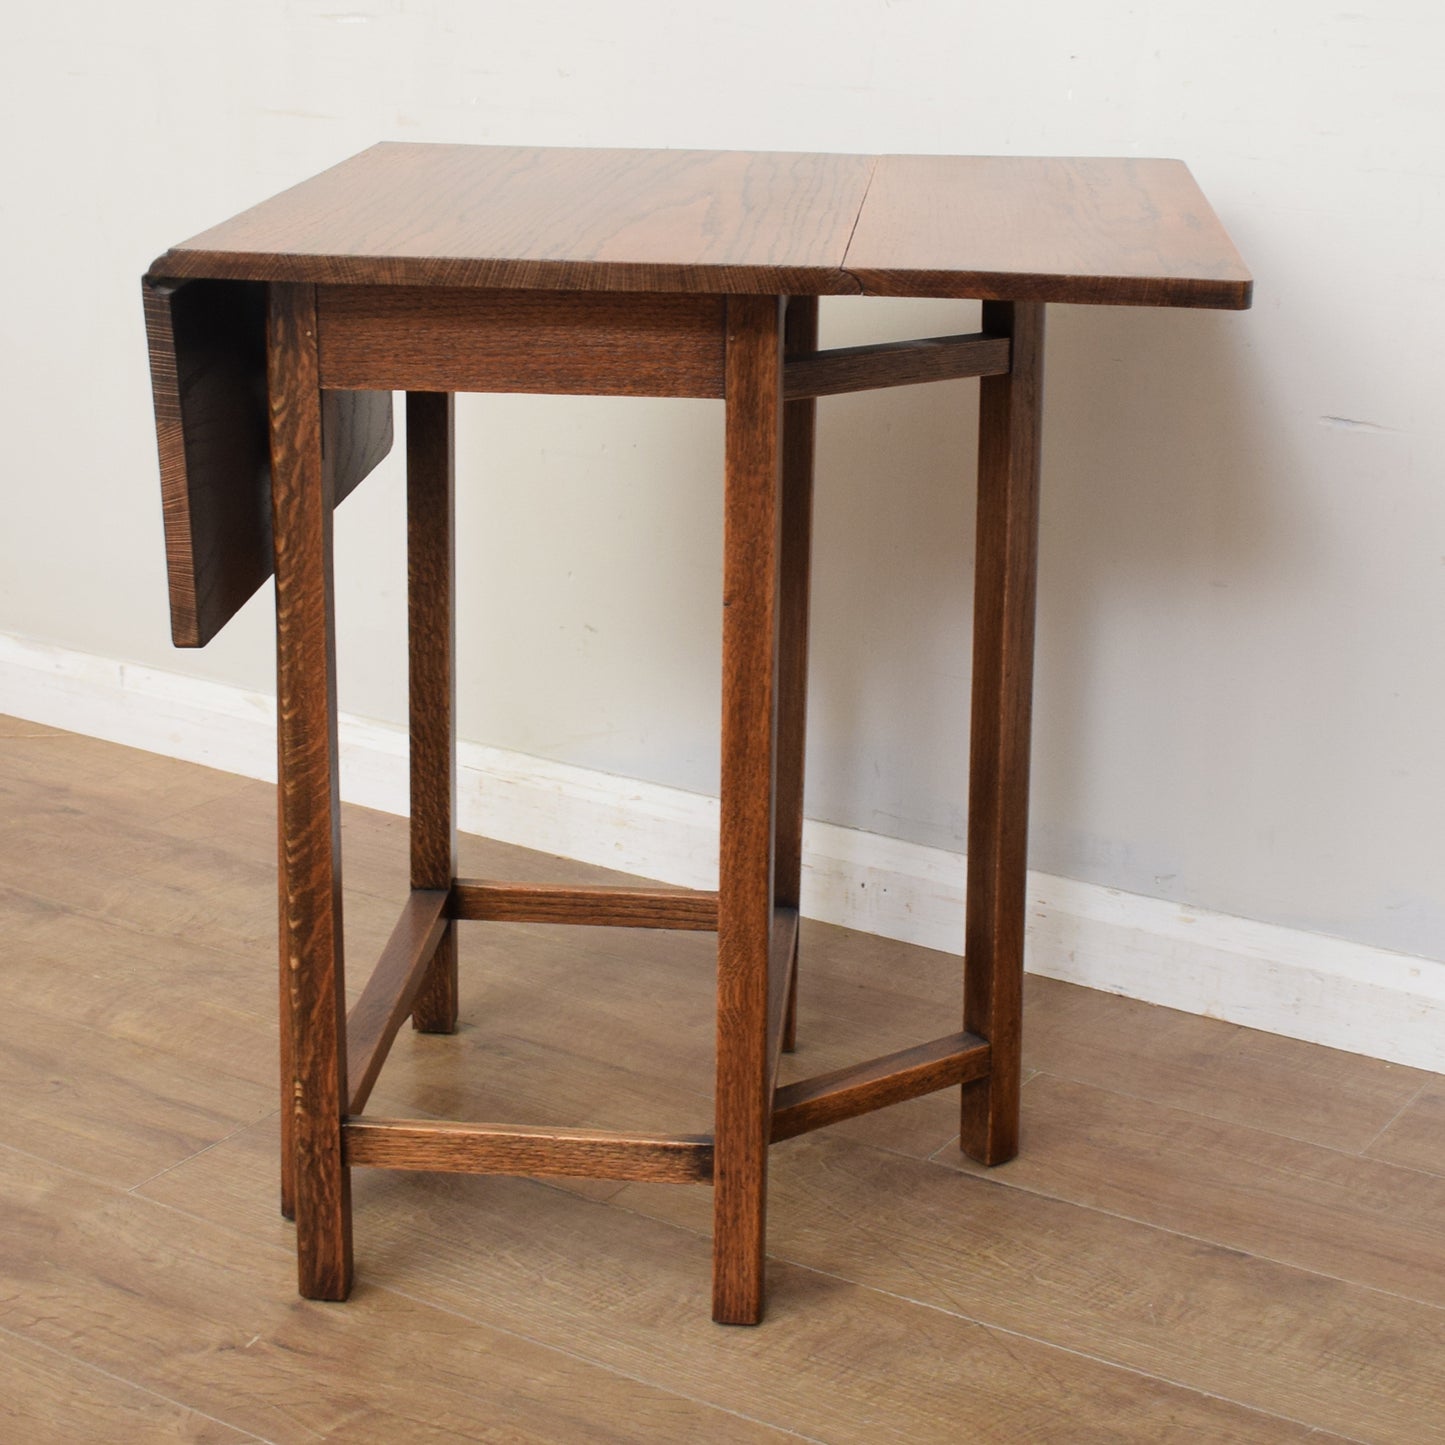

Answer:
[3,631,1441,1073]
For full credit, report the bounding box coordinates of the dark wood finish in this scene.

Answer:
[142,144,1254,1327]
[960,301,1046,1166]
[405,392,459,1034]
[150,146,1251,309]
[450,880,718,930]
[345,889,451,1115]
[318,287,726,397]
[276,756,294,1221]
[783,331,1009,400]
[142,276,393,647]
[766,907,800,1096]
[344,1118,714,1183]
[268,282,353,1301]
[713,294,785,1327]
[143,277,266,648]
[776,296,818,1056]
[772,1032,991,1142]
[844,156,1253,307]
[153,144,877,295]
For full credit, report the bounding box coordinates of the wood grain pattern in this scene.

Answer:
[143,277,268,648]
[0,865,280,1094]
[960,301,1045,1166]
[843,155,1253,307]
[344,1118,713,1183]
[773,1032,991,1143]
[143,276,392,647]
[450,880,718,930]
[2,1151,761,1444]
[135,1124,1321,1443]
[943,1073,1445,1310]
[1365,1078,1445,1175]
[0,991,274,1191]
[6,729,1423,1439]
[765,907,800,1098]
[674,1131,1444,1443]
[775,295,817,1058]
[140,141,1258,1332]
[782,331,1009,399]
[345,889,450,1115]
[276,735,294,1221]
[267,282,352,1300]
[405,391,459,1034]
[148,145,1251,308]
[1019,978,1427,1153]
[0,1328,256,1443]
[712,294,785,1326]
[154,144,876,295]
[318,287,726,396]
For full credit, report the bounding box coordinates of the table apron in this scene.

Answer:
[315,285,728,397]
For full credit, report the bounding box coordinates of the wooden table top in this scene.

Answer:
[151,144,1251,309]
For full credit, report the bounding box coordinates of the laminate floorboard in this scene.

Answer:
[1,715,1428,1440]
[616,1140,1445,1441]
[0,1326,260,1443]
[0,993,273,1189]
[141,1121,1322,1443]
[0,1148,787,1444]
[937,1073,1445,1307]
[1017,980,1427,1152]
[1365,1077,1445,1176]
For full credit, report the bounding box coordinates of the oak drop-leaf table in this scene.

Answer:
[142,143,1251,1325]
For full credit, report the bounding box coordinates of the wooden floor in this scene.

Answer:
[3,713,1443,1442]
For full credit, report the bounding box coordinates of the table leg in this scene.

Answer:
[406,392,459,1034]
[713,294,784,1325]
[960,300,1045,1166]
[277,791,295,1219]
[269,282,354,1299]
[775,296,818,1055]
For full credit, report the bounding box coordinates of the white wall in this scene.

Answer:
[3,2,1442,964]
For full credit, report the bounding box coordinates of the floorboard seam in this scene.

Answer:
[113,1185,826,1443]
[906,1147,1445,1315]
[0,1321,276,1444]
[0,1137,173,1196]
[1357,1078,1431,1158]
[1,873,286,970]
[711,1255,1353,1441]
[948,1067,1444,1171]
[349,1278,830,1444]
[593,1180,1407,1438]
[127,1114,276,1195]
